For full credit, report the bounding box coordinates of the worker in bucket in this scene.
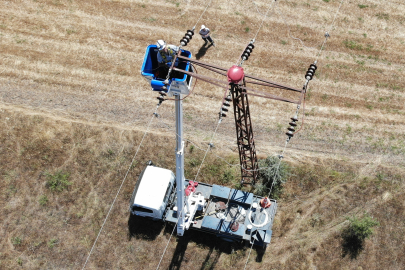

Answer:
[156,40,179,67]
[199,25,215,46]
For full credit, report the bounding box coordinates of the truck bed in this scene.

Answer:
[164,181,277,246]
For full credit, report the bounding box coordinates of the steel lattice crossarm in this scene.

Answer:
[171,52,306,185]
[175,55,304,104]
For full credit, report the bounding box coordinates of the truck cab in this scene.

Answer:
[129,164,175,220]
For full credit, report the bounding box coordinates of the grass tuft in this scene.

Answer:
[39,195,49,206]
[46,171,71,192]
[12,236,22,246]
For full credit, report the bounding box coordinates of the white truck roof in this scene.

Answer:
[134,166,174,211]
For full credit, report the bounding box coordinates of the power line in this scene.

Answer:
[243,237,256,270]
[314,0,345,62]
[192,0,214,30]
[253,0,277,41]
[156,207,185,270]
[193,118,222,181]
[81,106,160,270]
[155,110,284,172]
[273,0,345,63]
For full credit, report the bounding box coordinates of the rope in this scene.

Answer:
[193,0,214,30]
[251,0,266,16]
[275,2,317,51]
[81,106,160,270]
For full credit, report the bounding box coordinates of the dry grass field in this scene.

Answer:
[1,0,405,269]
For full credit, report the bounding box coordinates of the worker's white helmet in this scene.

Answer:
[201,25,206,29]
[156,40,166,50]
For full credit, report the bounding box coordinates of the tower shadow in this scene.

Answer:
[195,43,214,60]
[255,245,267,262]
[168,236,190,270]
[199,246,221,270]
[167,228,244,270]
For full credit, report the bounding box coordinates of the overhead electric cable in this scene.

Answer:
[243,239,256,270]
[253,0,277,41]
[266,139,289,198]
[194,118,222,181]
[155,207,185,270]
[314,0,345,62]
[155,111,285,172]
[81,106,160,270]
[263,0,346,198]
[242,0,345,267]
[192,0,214,30]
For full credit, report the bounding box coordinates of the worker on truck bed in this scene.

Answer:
[156,40,179,67]
[199,25,215,46]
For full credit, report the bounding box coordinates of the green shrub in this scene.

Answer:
[46,171,71,192]
[253,182,267,196]
[219,169,235,185]
[347,215,379,240]
[342,214,379,258]
[255,156,290,198]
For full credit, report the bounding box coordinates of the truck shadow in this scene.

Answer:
[166,227,245,270]
[127,214,164,241]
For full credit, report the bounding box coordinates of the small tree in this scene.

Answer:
[254,156,289,198]
[342,214,379,259]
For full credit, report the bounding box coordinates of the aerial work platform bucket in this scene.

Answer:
[140,45,193,95]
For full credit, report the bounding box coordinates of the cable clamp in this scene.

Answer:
[177,141,185,155]
[325,32,330,38]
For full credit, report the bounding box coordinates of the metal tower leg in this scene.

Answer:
[230,82,258,185]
